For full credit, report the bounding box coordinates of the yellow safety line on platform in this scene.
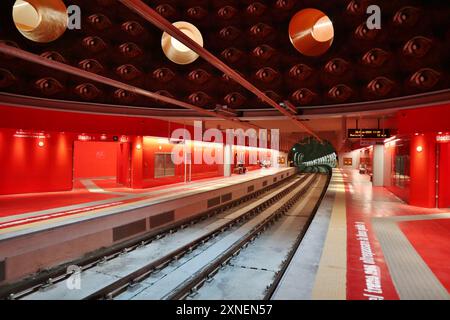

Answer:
[312,169,347,300]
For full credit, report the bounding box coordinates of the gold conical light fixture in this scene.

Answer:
[289,8,334,57]
[12,0,67,43]
[161,21,204,65]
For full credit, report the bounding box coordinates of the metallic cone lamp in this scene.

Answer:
[161,21,204,65]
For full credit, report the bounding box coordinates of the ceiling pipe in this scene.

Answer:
[118,0,322,142]
[0,43,260,129]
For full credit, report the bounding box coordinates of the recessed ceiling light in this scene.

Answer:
[289,8,334,56]
[12,0,68,43]
[161,21,204,65]
[312,16,334,42]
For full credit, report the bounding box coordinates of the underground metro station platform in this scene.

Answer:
[0,0,449,306]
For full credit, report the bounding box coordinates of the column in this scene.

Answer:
[223,143,232,177]
[372,144,384,186]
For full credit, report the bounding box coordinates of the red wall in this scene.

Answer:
[73,141,118,179]
[0,105,198,194]
[131,137,222,189]
[0,105,268,195]
[396,104,450,208]
[0,129,73,195]
[131,137,144,189]
[190,149,222,181]
[0,105,191,138]
[410,134,436,208]
[117,142,131,187]
[397,103,450,134]
[439,142,450,208]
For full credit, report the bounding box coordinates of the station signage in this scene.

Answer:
[360,140,377,146]
[348,129,391,139]
[14,130,50,139]
[436,134,450,143]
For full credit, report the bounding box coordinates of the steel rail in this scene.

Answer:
[167,174,320,300]
[2,89,449,120]
[118,0,322,141]
[264,166,332,300]
[0,44,259,130]
[0,172,298,300]
[83,175,309,300]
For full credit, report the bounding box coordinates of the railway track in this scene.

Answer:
[89,175,314,300]
[1,172,301,299]
[3,168,330,300]
[162,175,323,300]
[188,173,330,300]
[1,172,304,300]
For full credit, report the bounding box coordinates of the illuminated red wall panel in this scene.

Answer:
[73,141,118,179]
[130,136,144,189]
[397,104,450,134]
[0,105,190,138]
[438,143,450,208]
[396,105,450,208]
[135,137,222,189]
[410,134,436,208]
[0,105,266,195]
[0,129,73,195]
[117,142,131,187]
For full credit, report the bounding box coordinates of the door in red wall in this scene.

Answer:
[73,141,119,179]
[438,143,450,208]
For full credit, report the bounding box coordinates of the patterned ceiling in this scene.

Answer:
[0,0,449,113]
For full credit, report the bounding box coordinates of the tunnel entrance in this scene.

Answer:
[289,137,337,172]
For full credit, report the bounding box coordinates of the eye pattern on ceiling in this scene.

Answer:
[0,0,448,110]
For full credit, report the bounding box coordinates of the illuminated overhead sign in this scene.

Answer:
[436,134,450,143]
[14,130,50,139]
[348,129,391,139]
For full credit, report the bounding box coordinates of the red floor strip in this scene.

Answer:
[343,169,399,300]
[0,191,118,218]
[0,185,198,230]
[0,201,124,230]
